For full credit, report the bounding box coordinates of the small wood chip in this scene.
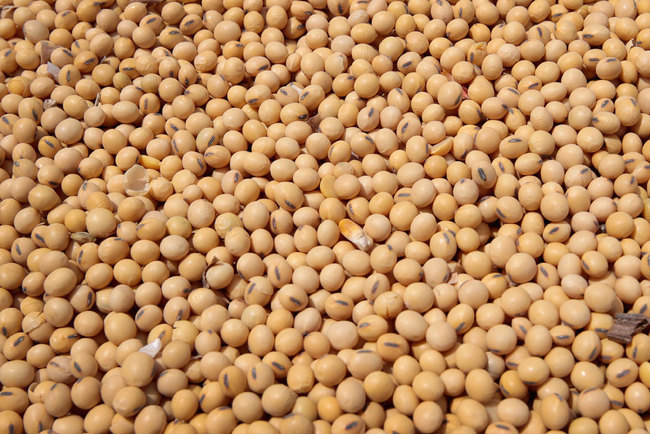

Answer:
[0,6,17,19]
[70,232,96,244]
[607,313,650,344]
[307,114,321,133]
[40,43,58,64]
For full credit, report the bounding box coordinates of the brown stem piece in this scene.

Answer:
[607,313,650,344]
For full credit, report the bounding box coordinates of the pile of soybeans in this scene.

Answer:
[2,0,650,432]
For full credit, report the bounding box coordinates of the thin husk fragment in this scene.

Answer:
[124,165,150,196]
